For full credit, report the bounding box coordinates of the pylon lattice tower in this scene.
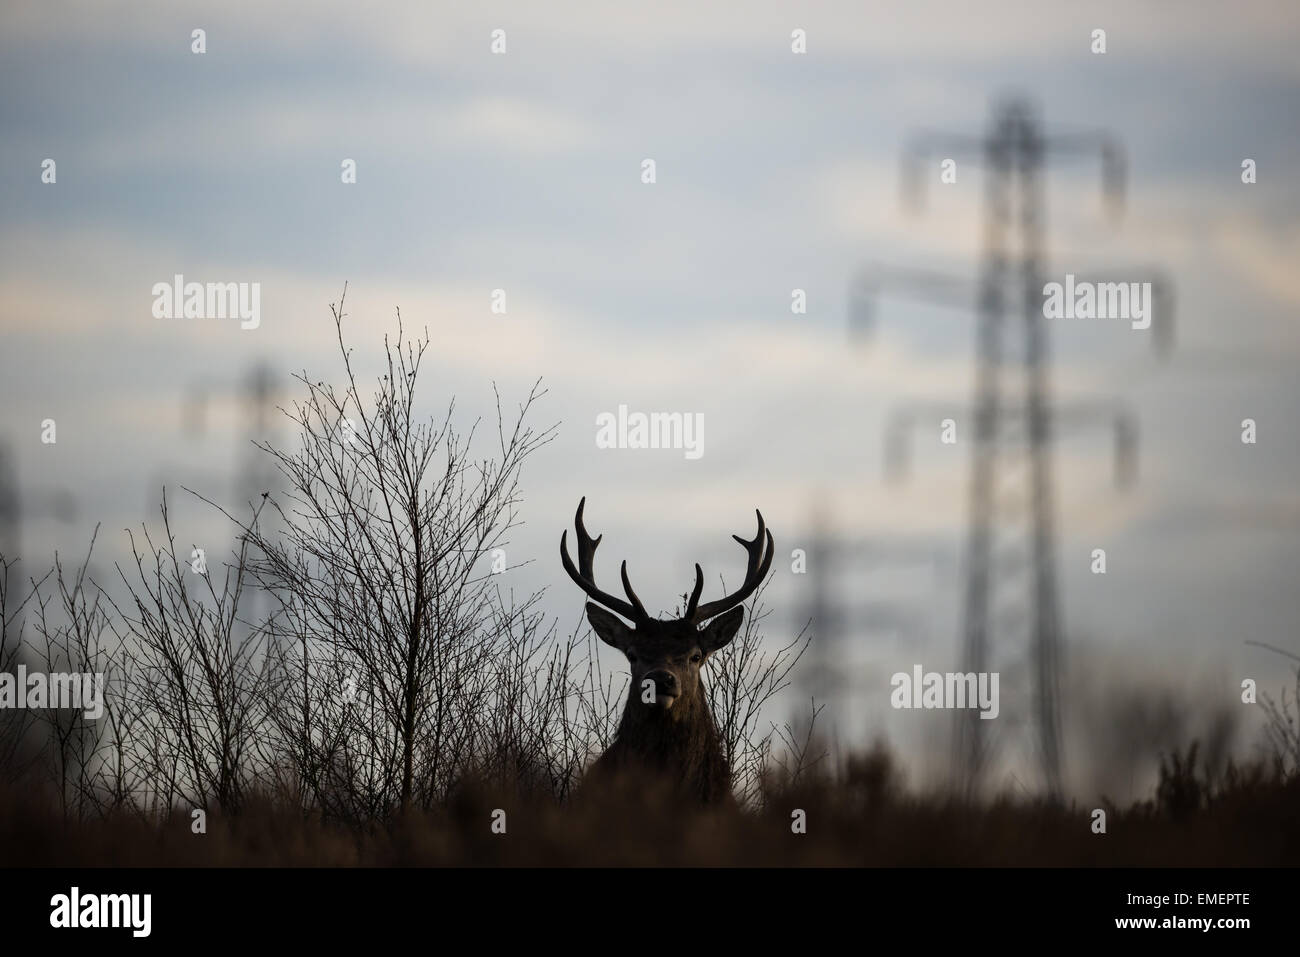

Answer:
[851,97,1173,799]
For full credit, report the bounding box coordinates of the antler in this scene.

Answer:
[686,510,774,623]
[560,497,649,623]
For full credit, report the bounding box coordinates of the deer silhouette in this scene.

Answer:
[561,497,773,803]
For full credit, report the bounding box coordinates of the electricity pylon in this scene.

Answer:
[180,363,283,656]
[850,96,1174,800]
[790,509,953,715]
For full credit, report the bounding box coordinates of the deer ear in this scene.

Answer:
[586,603,634,651]
[699,605,744,657]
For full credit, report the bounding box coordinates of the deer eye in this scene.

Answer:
[690,652,702,664]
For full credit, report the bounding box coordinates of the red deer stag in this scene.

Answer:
[561,497,773,803]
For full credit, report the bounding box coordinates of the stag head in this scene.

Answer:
[560,497,773,717]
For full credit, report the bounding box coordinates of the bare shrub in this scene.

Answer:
[24,529,120,820]
[1251,643,1300,775]
[104,495,272,817]
[0,555,44,780]
[702,580,816,806]
[224,288,557,817]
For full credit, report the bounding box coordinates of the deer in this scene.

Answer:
[561,497,773,803]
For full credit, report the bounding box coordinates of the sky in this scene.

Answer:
[2,0,1299,799]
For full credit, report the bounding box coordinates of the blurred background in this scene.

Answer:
[2,0,1298,804]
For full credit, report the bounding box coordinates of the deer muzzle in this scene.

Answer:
[643,670,680,709]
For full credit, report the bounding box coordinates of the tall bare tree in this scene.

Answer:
[238,288,555,814]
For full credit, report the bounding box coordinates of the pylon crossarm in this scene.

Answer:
[849,263,979,337]
[1044,130,1126,213]
[1049,266,1175,356]
[999,401,1138,487]
[900,132,993,211]
[882,402,967,481]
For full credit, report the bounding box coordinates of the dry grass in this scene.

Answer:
[4,742,1296,867]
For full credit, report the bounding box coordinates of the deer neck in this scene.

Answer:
[613,680,718,765]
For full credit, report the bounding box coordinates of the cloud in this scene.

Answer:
[3,0,1300,768]
[1214,219,1300,309]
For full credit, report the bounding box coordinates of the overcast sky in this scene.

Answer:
[2,0,1299,797]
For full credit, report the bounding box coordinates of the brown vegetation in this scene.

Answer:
[2,737,1297,866]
